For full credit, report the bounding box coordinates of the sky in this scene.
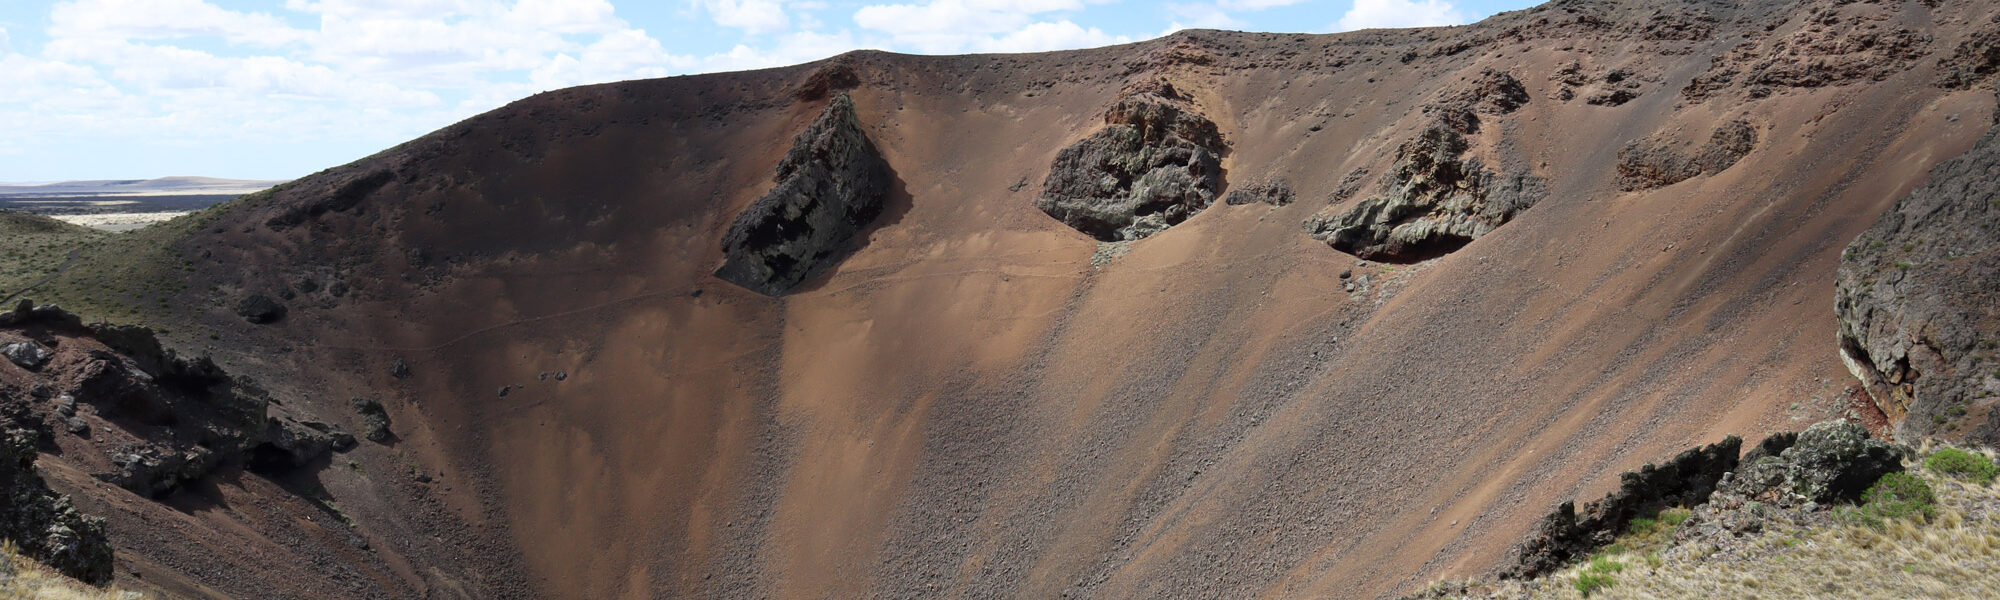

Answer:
[0,0,1540,182]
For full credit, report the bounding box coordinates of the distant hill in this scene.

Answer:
[0,176,286,197]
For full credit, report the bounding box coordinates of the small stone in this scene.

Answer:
[63,417,89,435]
[389,357,410,379]
[554,371,567,381]
[1339,270,1352,280]
[498,386,510,398]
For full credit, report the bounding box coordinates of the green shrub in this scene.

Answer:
[1573,556,1625,597]
[1926,448,1998,485]
[1861,472,1937,523]
[1575,572,1615,597]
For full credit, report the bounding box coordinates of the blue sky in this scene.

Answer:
[0,0,1540,182]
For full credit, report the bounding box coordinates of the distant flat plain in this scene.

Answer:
[0,177,283,232]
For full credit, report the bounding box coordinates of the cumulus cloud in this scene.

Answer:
[6,0,690,177]
[51,0,309,46]
[695,0,792,35]
[1333,0,1466,31]
[852,0,1129,55]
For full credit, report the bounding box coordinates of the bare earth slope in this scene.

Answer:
[13,0,2000,598]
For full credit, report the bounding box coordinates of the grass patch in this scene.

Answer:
[1926,448,1998,485]
[1573,555,1624,598]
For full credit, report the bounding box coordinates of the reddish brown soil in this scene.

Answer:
[18,0,2000,598]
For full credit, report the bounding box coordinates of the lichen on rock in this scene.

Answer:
[715,93,894,296]
[1034,91,1228,241]
[1306,123,1546,263]
[1837,116,2000,443]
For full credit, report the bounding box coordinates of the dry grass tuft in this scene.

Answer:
[0,542,152,600]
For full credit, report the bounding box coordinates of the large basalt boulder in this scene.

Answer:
[1035,92,1228,241]
[0,430,113,584]
[715,93,894,296]
[1837,115,2000,442]
[1501,436,1741,579]
[0,341,52,371]
[1307,123,1546,263]
[1717,421,1905,505]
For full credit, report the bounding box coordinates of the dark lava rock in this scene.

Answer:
[0,301,82,331]
[715,93,893,296]
[1035,93,1227,241]
[1223,179,1295,207]
[265,169,393,231]
[390,357,411,379]
[0,430,113,584]
[102,446,220,499]
[352,397,393,443]
[0,341,52,371]
[1307,123,1546,263]
[1837,117,2000,442]
[1616,119,1758,192]
[247,417,350,473]
[1442,68,1530,116]
[1501,435,1740,580]
[235,294,288,324]
[1717,421,1905,504]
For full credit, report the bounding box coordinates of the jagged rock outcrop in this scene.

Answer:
[0,302,348,499]
[0,430,113,584]
[1938,15,2000,90]
[1500,436,1741,580]
[1717,421,1904,504]
[1836,118,2000,443]
[1035,90,1228,241]
[1683,0,1931,102]
[1307,123,1546,263]
[715,93,894,296]
[1616,119,1758,191]
[264,169,391,231]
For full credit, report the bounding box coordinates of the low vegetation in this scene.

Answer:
[0,190,268,327]
[0,542,149,599]
[1926,447,1999,485]
[1413,444,2000,599]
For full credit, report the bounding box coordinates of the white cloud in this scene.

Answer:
[852,0,1129,55]
[695,0,792,35]
[1333,0,1465,31]
[531,28,688,88]
[0,27,11,54]
[977,21,1123,53]
[699,29,857,72]
[50,0,310,46]
[1217,0,1304,8]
